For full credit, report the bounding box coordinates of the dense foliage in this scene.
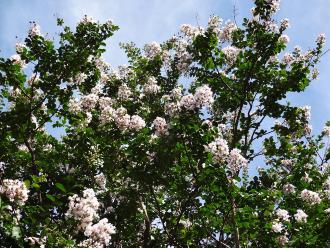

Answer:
[0,0,329,247]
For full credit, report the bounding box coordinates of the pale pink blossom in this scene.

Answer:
[144,42,162,59]
[276,209,290,221]
[0,179,29,206]
[180,94,196,110]
[271,221,283,233]
[227,148,248,174]
[118,84,133,101]
[129,115,146,131]
[300,189,321,205]
[194,85,214,108]
[277,235,289,246]
[205,137,229,164]
[66,188,100,231]
[153,117,168,136]
[294,209,307,223]
[143,77,161,95]
[283,183,296,195]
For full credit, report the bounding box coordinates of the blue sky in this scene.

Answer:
[0,0,329,135]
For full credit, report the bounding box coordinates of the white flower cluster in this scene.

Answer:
[97,99,146,131]
[92,56,109,71]
[162,88,183,116]
[279,34,290,44]
[144,42,162,59]
[117,83,133,101]
[271,221,283,233]
[324,178,330,200]
[115,65,133,80]
[221,46,241,66]
[302,172,312,183]
[219,21,237,42]
[129,115,146,131]
[143,76,161,95]
[10,54,26,68]
[272,208,294,244]
[73,73,88,85]
[180,24,204,39]
[87,146,104,168]
[0,162,5,171]
[267,0,281,13]
[276,209,290,222]
[322,126,330,137]
[112,107,145,131]
[300,105,311,121]
[263,20,279,33]
[281,46,315,67]
[82,112,91,126]
[15,42,26,53]
[179,94,196,110]
[227,148,248,174]
[67,189,116,247]
[98,97,115,124]
[28,73,40,86]
[98,97,114,110]
[208,16,222,31]
[316,33,326,46]
[161,50,171,70]
[277,235,289,246]
[325,208,330,215]
[304,123,312,136]
[25,236,47,248]
[68,98,82,113]
[79,15,95,25]
[28,23,42,37]
[112,107,131,130]
[202,120,213,128]
[321,163,330,173]
[175,40,193,73]
[68,86,144,132]
[205,137,248,173]
[153,117,168,136]
[294,209,308,223]
[99,106,114,125]
[0,179,29,206]
[164,101,181,116]
[18,144,29,152]
[94,173,106,190]
[179,85,214,110]
[105,19,114,29]
[280,18,290,29]
[171,87,183,99]
[205,137,229,163]
[207,17,237,42]
[80,94,99,110]
[66,188,100,230]
[79,218,116,248]
[282,53,293,65]
[281,159,293,169]
[194,85,214,108]
[300,189,321,205]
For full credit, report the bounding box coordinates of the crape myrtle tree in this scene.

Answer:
[0,0,329,247]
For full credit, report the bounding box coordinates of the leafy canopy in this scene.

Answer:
[0,1,329,247]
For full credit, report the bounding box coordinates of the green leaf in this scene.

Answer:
[55,183,66,193]
[32,183,40,189]
[24,179,31,188]
[46,194,56,202]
